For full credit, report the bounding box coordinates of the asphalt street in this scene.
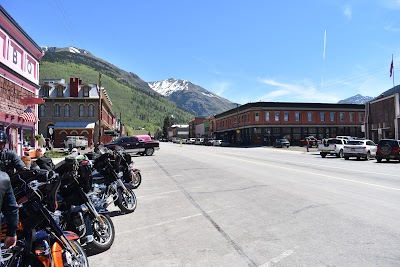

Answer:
[85,143,400,267]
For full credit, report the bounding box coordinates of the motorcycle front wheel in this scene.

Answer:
[64,240,89,267]
[116,188,137,214]
[86,214,115,254]
[131,172,141,189]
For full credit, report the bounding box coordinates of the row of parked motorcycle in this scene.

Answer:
[1,145,141,266]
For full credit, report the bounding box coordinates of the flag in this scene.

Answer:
[390,57,394,77]
[19,107,36,122]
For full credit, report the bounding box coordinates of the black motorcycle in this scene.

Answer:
[3,169,89,267]
[88,146,137,214]
[113,147,141,189]
[54,156,115,254]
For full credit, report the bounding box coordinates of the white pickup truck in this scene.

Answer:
[317,138,348,158]
[64,136,88,150]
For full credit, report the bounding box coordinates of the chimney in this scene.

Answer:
[70,77,79,97]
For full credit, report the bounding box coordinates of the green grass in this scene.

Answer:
[45,151,65,158]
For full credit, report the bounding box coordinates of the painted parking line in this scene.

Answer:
[260,249,296,267]
[116,207,231,235]
[218,154,400,192]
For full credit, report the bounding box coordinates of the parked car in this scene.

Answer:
[135,135,152,141]
[376,139,400,163]
[273,138,290,148]
[213,140,222,146]
[63,136,88,150]
[103,136,160,156]
[195,138,204,145]
[336,136,355,140]
[206,139,215,146]
[188,138,196,144]
[318,138,347,158]
[343,139,377,160]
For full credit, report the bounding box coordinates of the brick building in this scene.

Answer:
[0,6,43,156]
[214,102,365,146]
[38,77,116,147]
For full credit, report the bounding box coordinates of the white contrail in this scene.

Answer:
[323,30,326,60]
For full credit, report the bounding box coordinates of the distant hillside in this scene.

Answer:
[40,48,194,132]
[337,94,374,104]
[149,78,238,117]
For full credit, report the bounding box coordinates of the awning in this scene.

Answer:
[20,97,45,105]
[54,122,95,129]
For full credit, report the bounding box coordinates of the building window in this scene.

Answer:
[308,112,312,122]
[340,112,344,122]
[265,112,270,121]
[320,112,325,122]
[64,104,70,117]
[350,112,354,122]
[39,104,45,117]
[54,104,60,117]
[83,87,90,97]
[275,112,279,121]
[330,112,335,122]
[284,112,289,122]
[41,87,49,97]
[295,112,300,122]
[255,112,259,122]
[56,87,64,97]
[79,105,85,117]
[248,113,250,122]
[359,113,364,123]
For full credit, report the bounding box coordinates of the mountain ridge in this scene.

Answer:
[337,94,374,104]
[149,78,238,117]
[39,47,194,132]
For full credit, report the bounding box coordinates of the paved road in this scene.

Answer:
[87,142,400,267]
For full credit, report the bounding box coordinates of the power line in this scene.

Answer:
[48,0,86,49]
[316,60,399,92]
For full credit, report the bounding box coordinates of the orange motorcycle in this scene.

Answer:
[1,169,89,267]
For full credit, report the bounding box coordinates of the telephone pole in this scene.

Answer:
[97,73,102,146]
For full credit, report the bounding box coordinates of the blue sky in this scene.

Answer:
[3,0,400,105]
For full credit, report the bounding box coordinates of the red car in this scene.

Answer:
[299,137,319,147]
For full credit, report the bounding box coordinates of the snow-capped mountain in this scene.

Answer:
[337,94,374,104]
[149,78,237,117]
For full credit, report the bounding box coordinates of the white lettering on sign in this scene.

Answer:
[0,31,6,59]
[0,28,39,84]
